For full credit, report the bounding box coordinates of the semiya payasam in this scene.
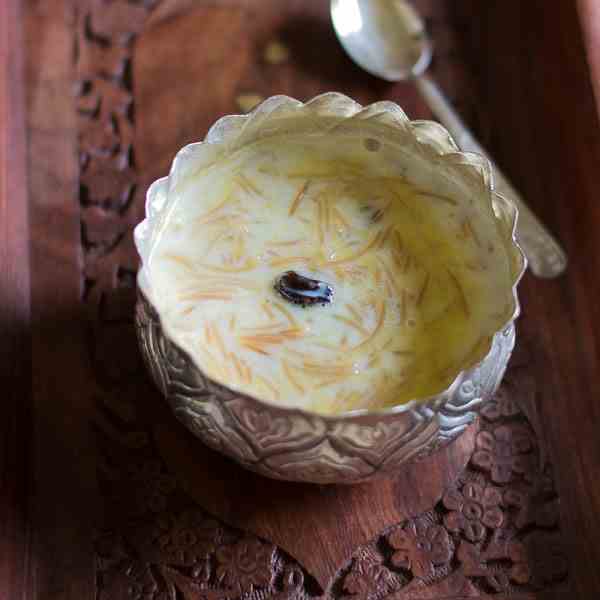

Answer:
[147,133,515,415]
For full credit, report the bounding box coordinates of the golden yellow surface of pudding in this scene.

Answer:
[147,134,515,415]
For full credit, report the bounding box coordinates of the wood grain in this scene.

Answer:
[25,2,97,598]
[0,1,30,599]
[2,0,600,598]
[455,4,600,597]
[578,0,600,113]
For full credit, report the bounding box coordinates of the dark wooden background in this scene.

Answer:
[2,1,600,599]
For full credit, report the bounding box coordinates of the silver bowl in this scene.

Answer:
[134,93,526,484]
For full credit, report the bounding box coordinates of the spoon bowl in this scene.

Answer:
[331,0,431,81]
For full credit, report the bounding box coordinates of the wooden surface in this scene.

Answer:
[0,2,31,600]
[3,0,600,598]
[578,0,600,112]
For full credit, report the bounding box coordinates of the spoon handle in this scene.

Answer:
[416,75,567,278]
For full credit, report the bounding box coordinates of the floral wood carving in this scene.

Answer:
[75,1,568,598]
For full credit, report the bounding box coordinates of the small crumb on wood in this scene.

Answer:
[264,40,290,65]
[236,93,264,113]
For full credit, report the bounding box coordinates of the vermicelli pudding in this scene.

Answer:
[146,133,514,415]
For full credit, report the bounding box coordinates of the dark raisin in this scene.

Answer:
[274,271,334,307]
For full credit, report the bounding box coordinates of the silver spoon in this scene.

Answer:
[331,0,567,278]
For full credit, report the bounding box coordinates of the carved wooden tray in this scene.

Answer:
[22,0,589,598]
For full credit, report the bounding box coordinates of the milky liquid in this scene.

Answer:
[147,134,514,414]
